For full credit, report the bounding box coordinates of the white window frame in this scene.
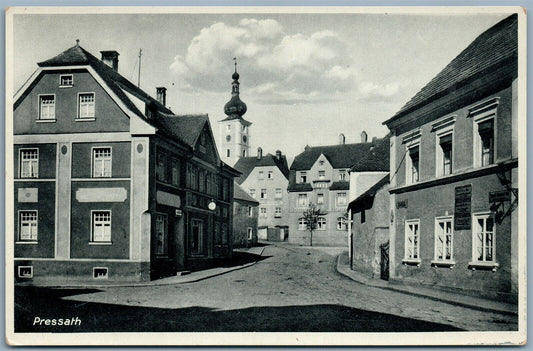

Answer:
[336,192,347,206]
[267,171,273,179]
[258,171,264,180]
[249,189,256,198]
[77,92,96,119]
[92,147,112,178]
[406,141,420,185]
[317,217,326,231]
[18,210,38,242]
[436,131,454,177]
[247,206,253,217]
[318,170,326,180]
[275,207,282,218]
[191,218,204,255]
[260,189,267,199]
[432,216,454,266]
[339,170,347,181]
[298,193,308,207]
[19,148,39,179]
[38,94,56,120]
[59,74,73,87]
[226,124,231,132]
[91,210,112,243]
[260,207,267,218]
[470,212,498,270]
[317,193,324,205]
[226,149,230,157]
[299,172,307,183]
[337,216,347,231]
[247,227,253,240]
[155,213,168,256]
[473,116,496,168]
[298,217,307,230]
[404,219,421,264]
[275,188,282,199]
[470,98,499,169]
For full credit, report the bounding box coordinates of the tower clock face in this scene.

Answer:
[243,135,247,143]
[226,135,231,142]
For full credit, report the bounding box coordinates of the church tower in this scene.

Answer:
[218,59,252,166]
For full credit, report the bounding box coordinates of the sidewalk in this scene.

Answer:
[336,251,518,316]
[16,246,266,289]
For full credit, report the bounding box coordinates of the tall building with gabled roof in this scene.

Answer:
[13,43,239,283]
[218,60,252,166]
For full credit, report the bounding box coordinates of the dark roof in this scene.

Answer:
[329,181,350,191]
[350,135,391,172]
[287,183,313,192]
[348,174,389,211]
[233,153,290,185]
[233,182,259,204]
[219,115,252,126]
[156,112,208,148]
[290,143,373,171]
[384,14,518,125]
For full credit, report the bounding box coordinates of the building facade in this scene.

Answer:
[232,183,259,248]
[217,64,251,166]
[13,44,238,283]
[287,135,373,246]
[383,14,519,301]
[233,148,290,241]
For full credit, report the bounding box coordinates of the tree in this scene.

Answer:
[302,203,322,247]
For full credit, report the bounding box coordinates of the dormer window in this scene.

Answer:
[59,74,73,87]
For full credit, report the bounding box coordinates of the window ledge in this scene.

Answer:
[59,85,73,88]
[36,119,56,123]
[402,258,421,266]
[431,260,456,268]
[89,242,113,245]
[75,118,96,122]
[16,241,38,245]
[468,261,499,271]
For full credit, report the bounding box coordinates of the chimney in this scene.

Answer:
[276,150,282,160]
[156,87,167,106]
[100,50,119,72]
[338,133,346,145]
[361,131,368,143]
[257,147,263,160]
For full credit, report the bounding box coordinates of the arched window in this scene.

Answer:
[337,217,347,231]
[242,149,246,157]
[298,218,307,230]
[317,217,326,231]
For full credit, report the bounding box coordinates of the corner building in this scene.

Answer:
[13,44,238,283]
[383,14,519,301]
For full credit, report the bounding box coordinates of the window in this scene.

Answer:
[275,188,282,199]
[300,172,307,183]
[242,149,246,157]
[437,133,453,176]
[317,193,324,205]
[226,135,231,142]
[404,220,420,260]
[199,171,205,192]
[275,207,282,218]
[92,211,111,242]
[472,213,495,263]
[92,147,112,177]
[298,217,307,230]
[317,217,326,230]
[20,149,39,178]
[319,160,325,166]
[339,170,347,181]
[226,124,231,132]
[258,171,264,180]
[318,170,326,180]
[298,194,308,207]
[19,211,38,242]
[267,171,273,179]
[155,214,168,256]
[247,206,253,217]
[260,207,267,218]
[156,153,167,182]
[191,166,198,190]
[434,217,453,261]
[337,217,347,231]
[60,74,73,87]
[171,159,180,186]
[249,189,256,198]
[78,93,95,118]
[407,146,420,184]
[476,119,494,167]
[247,227,253,240]
[243,125,247,132]
[260,189,267,199]
[226,149,230,158]
[39,95,55,120]
[336,192,347,206]
[221,223,228,245]
[191,219,204,255]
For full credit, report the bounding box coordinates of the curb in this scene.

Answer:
[335,254,518,317]
[16,247,266,289]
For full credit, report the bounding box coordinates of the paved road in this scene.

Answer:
[15,242,517,332]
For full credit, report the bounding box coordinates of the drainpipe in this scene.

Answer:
[348,208,352,264]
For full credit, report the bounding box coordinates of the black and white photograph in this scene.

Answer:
[5,6,527,346]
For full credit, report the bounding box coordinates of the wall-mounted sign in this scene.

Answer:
[454,185,472,230]
[396,200,408,209]
[175,209,183,217]
[18,188,38,203]
[156,191,181,208]
[489,190,511,203]
[76,187,127,202]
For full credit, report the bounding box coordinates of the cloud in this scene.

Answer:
[170,19,399,104]
[357,81,401,102]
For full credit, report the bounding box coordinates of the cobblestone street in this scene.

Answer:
[15,243,517,332]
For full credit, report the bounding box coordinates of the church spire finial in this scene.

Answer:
[234,57,237,73]
[76,39,80,46]
[224,58,247,118]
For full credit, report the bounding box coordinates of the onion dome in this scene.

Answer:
[224,58,247,118]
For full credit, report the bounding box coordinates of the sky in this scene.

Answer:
[11,9,510,162]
